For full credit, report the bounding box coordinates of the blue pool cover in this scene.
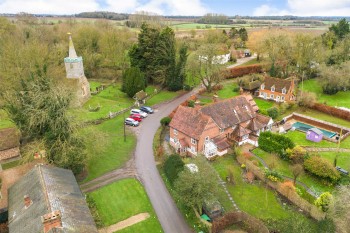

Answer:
[292,122,337,138]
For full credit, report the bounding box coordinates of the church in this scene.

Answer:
[64,33,91,106]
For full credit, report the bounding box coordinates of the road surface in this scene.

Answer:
[226,54,257,69]
[135,91,194,233]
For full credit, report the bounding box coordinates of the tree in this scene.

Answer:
[122,67,145,98]
[169,44,188,91]
[2,67,86,174]
[330,18,350,40]
[189,44,227,93]
[297,91,316,107]
[315,192,333,212]
[291,164,304,185]
[238,28,248,43]
[286,145,307,164]
[164,154,184,185]
[329,185,350,233]
[174,156,219,214]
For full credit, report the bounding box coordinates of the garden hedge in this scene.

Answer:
[304,156,340,183]
[258,131,295,158]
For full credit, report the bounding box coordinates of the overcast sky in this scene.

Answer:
[0,0,349,16]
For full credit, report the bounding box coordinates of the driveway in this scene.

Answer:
[135,91,194,233]
[226,55,257,69]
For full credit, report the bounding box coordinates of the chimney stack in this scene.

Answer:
[42,210,62,233]
[24,195,32,209]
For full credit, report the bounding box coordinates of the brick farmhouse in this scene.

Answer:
[258,76,295,102]
[169,94,273,159]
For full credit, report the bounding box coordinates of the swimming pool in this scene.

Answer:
[292,122,337,138]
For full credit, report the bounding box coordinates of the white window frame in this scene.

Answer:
[261,84,265,90]
[276,96,280,100]
[282,88,286,94]
[205,136,210,141]
[191,138,197,145]
[270,94,274,99]
[174,129,177,135]
[315,135,319,139]
[242,134,249,140]
[271,86,275,92]
[281,96,285,101]
[191,146,196,153]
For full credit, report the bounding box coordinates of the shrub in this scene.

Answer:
[267,107,279,119]
[286,146,307,164]
[280,181,296,193]
[315,192,333,212]
[164,154,185,185]
[187,100,195,108]
[304,156,340,182]
[264,168,283,182]
[160,117,171,126]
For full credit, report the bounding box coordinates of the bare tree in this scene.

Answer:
[291,164,304,185]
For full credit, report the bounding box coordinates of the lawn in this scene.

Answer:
[237,58,261,67]
[88,179,162,232]
[301,79,350,108]
[80,115,136,183]
[318,152,350,171]
[286,131,350,149]
[254,98,275,112]
[217,83,239,99]
[146,90,182,107]
[211,155,322,231]
[0,110,15,129]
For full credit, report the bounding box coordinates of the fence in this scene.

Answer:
[236,155,326,221]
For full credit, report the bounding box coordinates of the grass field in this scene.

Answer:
[0,110,15,129]
[254,98,275,111]
[171,23,236,30]
[80,115,136,183]
[88,179,162,232]
[217,83,240,99]
[301,79,350,108]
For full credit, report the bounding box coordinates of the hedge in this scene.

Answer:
[258,131,295,158]
[310,103,350,121]
[304,156,340,183]
[164,154,185,185]
[226,64,263,79]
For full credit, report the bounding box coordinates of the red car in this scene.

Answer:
[129,114,142,122]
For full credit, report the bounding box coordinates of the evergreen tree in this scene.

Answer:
[330,18,350,40]
[122,67,146,98]
[2,66,86,174]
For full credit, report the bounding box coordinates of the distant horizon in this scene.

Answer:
[0,0,349,17]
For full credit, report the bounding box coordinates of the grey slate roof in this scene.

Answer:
[308,127,323,135]
[8,165,98,233]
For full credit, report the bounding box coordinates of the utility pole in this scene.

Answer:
[123,111,126,142]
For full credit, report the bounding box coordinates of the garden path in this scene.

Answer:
[98,212,150,233]
[303,147,350,152]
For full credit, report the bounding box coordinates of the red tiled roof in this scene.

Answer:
[169,105,210,140]
[262,76,293,93]
[255,113,271,125]
[200,95,256,129]
[232,125,251,137]
[212,137,230,150]
[247,118,265,131]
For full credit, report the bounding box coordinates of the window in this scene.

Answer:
[205,136,209,141]
[282,88,286,94]
[174,129,177,135]
[276,96,280,100]
[271,86,275,92]
[270,94,274,99]
[261,84,265,90]
[191,138,196,145]
[242,134,249,140]
[281,96,285,101]
[315,135,319,139]
[191,146,196,153]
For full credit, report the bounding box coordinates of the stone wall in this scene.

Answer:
[0,128,20,151]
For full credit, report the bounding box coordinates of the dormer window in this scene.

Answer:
[271,85,275,92]
[282,88,286,94]
[261,84,265,90]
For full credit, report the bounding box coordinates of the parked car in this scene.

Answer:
[130,109,148,118]
[140,106,154,114]
[125,118,139,127]
[129,114,142,122]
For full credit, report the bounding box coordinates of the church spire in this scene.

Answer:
[68,32,78,58]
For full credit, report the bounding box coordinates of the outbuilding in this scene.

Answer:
[306,127,323,142]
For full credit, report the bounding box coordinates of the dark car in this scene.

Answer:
[140,106,154,114]
[129,114,142,122]
[125,118,139,127]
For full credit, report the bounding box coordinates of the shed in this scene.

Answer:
[244,49,251,57]
[306,127,323,142]
[202,199,223,220]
